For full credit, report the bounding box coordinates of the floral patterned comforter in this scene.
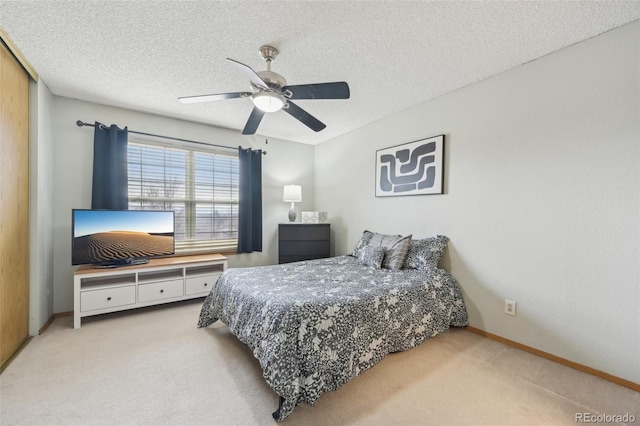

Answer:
[197,255,468,421]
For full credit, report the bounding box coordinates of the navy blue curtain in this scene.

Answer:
[237,148,263,253]
[91,122,129,210]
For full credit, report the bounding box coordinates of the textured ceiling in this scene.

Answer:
[1,1,638,145]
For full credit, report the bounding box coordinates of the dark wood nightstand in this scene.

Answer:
[278,223,330,264]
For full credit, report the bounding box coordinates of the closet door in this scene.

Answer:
[0,43,30,368]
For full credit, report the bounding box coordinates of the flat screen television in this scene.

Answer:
[72,209,175,267]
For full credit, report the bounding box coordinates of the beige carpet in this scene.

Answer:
[1,300,638,426]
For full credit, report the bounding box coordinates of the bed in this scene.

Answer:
[198,235,468,421]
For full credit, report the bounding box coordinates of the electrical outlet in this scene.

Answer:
[504,299,517,316]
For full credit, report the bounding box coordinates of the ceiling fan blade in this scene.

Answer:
[178,92,252,104]
[283,82,350,100]
[227,58,269,90]
[242,107,265,135]
[283,101,326,132]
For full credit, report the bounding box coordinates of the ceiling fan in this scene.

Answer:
[178,45,350,135]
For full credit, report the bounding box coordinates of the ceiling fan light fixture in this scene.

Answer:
[251,91,285,112]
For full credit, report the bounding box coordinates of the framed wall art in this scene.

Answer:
[375,134,444,197]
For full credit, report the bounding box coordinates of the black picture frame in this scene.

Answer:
[375,134,444,197]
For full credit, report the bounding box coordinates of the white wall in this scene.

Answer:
[315,21,639,383]
[51,97,315,313]
[28,78,55,334]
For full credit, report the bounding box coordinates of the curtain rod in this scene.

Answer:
[75,120,266,155]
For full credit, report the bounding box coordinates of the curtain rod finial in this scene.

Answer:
[76,120,85,127]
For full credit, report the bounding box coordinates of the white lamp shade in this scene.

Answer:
[283,185,302,202]
[252,92,285,112]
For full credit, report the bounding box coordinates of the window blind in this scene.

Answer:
[127,140,239,253]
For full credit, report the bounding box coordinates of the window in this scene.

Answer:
[127,140,239,253]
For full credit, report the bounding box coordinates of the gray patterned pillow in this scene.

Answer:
[403,235,450,270]
[358,245,385,269]
[368,232,412,270]
[350,230,374,258]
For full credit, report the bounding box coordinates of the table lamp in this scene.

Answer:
[283,185,302,222]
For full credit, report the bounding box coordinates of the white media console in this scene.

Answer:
[73,253,227,329]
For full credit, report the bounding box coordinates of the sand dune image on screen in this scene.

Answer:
[73,231,174,264]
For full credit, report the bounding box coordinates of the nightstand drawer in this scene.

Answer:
[279,240,330,256]
[138,279,184,303]
[279,254,327,263]
[279,224,329,240]
[185,274,220,296]
[80,285,136,312]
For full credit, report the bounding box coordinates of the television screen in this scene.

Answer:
[72,209,175,266]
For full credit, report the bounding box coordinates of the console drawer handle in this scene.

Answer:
[107,297,112,301]
[204,283,208,287]
[160,289,164,293]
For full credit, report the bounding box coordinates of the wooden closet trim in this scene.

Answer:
[0,26,38,81]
